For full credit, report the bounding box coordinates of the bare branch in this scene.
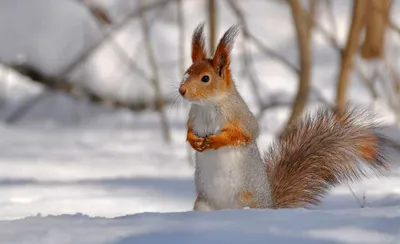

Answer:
[249,35,300,74]
[3,64,171,123]
[226,0,300,74]
[109,40,149,79]
[225,0,264,114]
[324,0,339,42]
[59,0,175,78]
[5,92,50,124]
[303,1,341,51]
[354,62,379,100]
[310,86,334,107]
[140,0,171,143]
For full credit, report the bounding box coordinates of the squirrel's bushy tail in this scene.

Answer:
[266,106,390,209]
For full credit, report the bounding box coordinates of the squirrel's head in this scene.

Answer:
[178,23,239,104]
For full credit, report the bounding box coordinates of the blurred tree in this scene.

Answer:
[207,0,217,54]
[336,0,367,111]
[361,0,391,59]
[284,0,315,129]
[178,0,186,76]
[140,0,171,143]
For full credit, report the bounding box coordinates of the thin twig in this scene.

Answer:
[5,92,50,124]
[347,184,364,208]
[0,66,9,109]
[242,40,265,117]
[177,0,194,165]
[354,61,379,100]
[226,0,300,74]
[226,0,264,115]
[59,0,174,78]
[324,0,339,42]
[109,40,149,79]
[310,86,334,107]
[249,35,300,74]
[140,0,171,143]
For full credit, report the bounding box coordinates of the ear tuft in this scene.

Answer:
[218,25,240,54]
[212,25,240,72]
[191,22,207,63]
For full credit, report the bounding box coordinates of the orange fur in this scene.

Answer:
[187,121,205,152]
[212,25,238,87]
[333,109,379,161]
[179,60,233,102]
[201,123,251,151]
[267,107,389,208]
[238,191,258,208]
[358,135,378,161]
[179,24,238,103]
[187,130,205,153]
[183,25,248,152]
[187,119,250,152]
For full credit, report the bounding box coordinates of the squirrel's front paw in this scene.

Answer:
[201,135,224,150]
[187,134,206,152]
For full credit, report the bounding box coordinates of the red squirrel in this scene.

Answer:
[178,23,390,211]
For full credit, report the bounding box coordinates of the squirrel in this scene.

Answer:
[178,23,390,211]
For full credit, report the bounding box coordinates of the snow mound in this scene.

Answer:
[1,208,400,244]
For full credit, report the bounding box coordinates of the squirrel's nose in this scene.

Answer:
[179,86,186,96]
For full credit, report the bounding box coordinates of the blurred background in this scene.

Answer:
[0,0,400,220]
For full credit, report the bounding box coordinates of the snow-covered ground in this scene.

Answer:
[0,112,400,243]
[1,0,400,243]
[2,207,400,244]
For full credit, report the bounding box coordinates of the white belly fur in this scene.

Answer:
[195,147,245,209]
[192,104,245,209]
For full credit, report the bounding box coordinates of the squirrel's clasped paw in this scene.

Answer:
[201,135,223,151]
[187,134,221,152]
[197,136,212,151]
[187,134,206,152]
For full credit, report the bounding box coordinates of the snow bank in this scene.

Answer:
[1,208,400,244]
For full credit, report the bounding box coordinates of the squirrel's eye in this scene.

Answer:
[201,75,210,83]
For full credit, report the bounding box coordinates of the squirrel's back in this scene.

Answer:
[266,106,390,209]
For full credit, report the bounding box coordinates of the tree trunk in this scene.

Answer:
[361,0,391,59]
[207,0,217,54]
[284,0,314,129]
[336,0,367,111]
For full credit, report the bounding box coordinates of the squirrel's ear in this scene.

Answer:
[212,25,239,76]
[191,23,207,63]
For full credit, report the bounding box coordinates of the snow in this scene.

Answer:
[0,0,400,243]
[0,115,195,220]
[1,208,400,243]
[0,119,400,243]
